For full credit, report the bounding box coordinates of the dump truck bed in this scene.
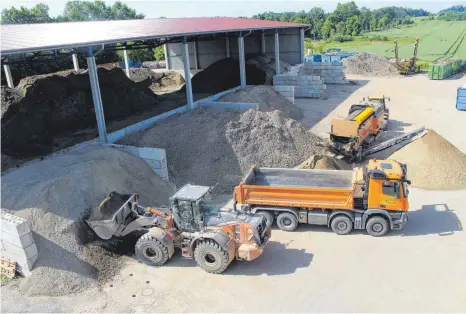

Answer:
[236,168,355,210]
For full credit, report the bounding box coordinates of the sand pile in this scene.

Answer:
[1,68,158,158]
[191,58,266,94]
[390,130,466,190]
[1,145,176,296]
[217,86,302,120]
[343,53,399,76]
[150,71,185,93]
[120,108,321,193]
[296,154,352,170]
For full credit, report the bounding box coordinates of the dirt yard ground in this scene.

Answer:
[2,74,466,312]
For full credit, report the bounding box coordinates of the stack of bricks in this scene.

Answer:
[1,211,38,276]
[273,74,327,99]
[302,62,347,84]
[273,86,295,103]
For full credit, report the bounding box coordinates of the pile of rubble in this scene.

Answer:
[343,53,399,76]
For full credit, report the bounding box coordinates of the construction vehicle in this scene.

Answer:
[86,184,271,274]
[394,38,421,75]
[330,96,390,159]
[233,159,410,237]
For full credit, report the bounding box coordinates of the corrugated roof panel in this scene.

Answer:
[1,17,308,55]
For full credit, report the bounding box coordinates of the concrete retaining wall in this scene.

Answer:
[303,62,347,84]
[273,75,327,99]
[1,211,38,276]
[273,85,294,103]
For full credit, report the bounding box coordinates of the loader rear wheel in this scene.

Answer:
[257,211,274,228]
[194,240,230,274]
[276,212,298,231]
[135,234,169,266]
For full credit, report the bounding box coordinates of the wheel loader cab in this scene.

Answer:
[169,184,211,232]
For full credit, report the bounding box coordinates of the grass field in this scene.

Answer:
[307,20,466,62]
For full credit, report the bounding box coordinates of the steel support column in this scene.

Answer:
[164,44,169,69]
[72,54,80,71]
[274,32,280,75]
[238,34,246,88]
[86,52,108,143]
[182,37,194,109]
[3,65,14,88]
[193,40,199,70]
[300,28,305,63]
[261,31,266,54]
[225,37,230,58]
[123,49,131,79]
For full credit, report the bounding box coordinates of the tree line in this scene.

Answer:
[253,2,430,41]
[438,5,466,21]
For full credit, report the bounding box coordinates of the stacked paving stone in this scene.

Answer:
[273,74,327,99]
[303,62,347,84]
[1,211,38,276]
[273,85,295,103]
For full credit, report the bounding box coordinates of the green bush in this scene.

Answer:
[154,46,165,61]
[362,35,389,41]
[331,34,354,43]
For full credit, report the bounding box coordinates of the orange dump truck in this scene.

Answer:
[233,159,410,237]
[330,96,389,159]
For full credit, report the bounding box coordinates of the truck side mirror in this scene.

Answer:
[406,180,412,185]
[361,186,365,191]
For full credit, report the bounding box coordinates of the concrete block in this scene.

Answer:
[2,241,38,260]
[1,212,30,237]
[285,96,294,103]
[1,231,34,249]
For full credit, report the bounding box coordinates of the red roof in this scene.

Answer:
[1,17,308,55]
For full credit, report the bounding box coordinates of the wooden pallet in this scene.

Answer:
[1,258,17,279]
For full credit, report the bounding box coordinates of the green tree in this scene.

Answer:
[154,46,165,61]
[333,1,360,22]
[1,4,52,24]
[59,0,144,21]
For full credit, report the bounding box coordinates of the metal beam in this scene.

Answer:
[182,37,194,109]
[225,37,230,58]
[3,64,14,88]
[72,54,80,71]
[300,28,305,63]
[193,40,199,70]
[275,32,280,75]
[86,52,108,143]
[238,35,246,88]
[123,49,131,78]
[261,31,266,54]
[164,44,169,69]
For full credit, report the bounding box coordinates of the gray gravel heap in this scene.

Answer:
[343,53,399,76]
[1,145,176,296]
[120,108,321,194]
[217,85,302,120]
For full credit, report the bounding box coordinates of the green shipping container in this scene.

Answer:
[428,60,462,80]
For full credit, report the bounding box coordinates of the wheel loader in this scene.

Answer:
[86,184,271,274]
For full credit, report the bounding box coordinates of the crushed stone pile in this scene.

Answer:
[120,108,321,194]
[217,86,302,120]
[296,154,352,170]
[343,53,399,76]
[1,145,176,296]
[247,54,291,84]
[150,71,185,93]
[191,58,266,94]
[390,130,466,190]
[1,68,158,158]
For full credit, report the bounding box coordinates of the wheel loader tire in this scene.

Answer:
[194,240,230,274]
[330,215,353,235]
[276,212,298,231]
[257,211,274,228]
[366,216,389,237]
[135,234,169,266]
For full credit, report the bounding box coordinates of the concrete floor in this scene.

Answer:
[2,74,466,312]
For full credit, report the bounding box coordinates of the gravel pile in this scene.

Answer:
[217,86,302,120]
[390,130,466,190]
[120,108,321,193]
[1,145,176,296]
[343,53,399,76]
[296,154,352,170]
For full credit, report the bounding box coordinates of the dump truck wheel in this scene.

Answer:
[194,240,230,274]
[276,212,298,231]
[135,234,169,266]
[366,216,389,237]
[257,211,274,228]
[330,215,353,235]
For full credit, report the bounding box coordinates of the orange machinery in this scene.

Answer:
[234,159,410,237]
[330,96,390,159]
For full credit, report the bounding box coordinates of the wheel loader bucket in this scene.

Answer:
[86,193,139,240]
